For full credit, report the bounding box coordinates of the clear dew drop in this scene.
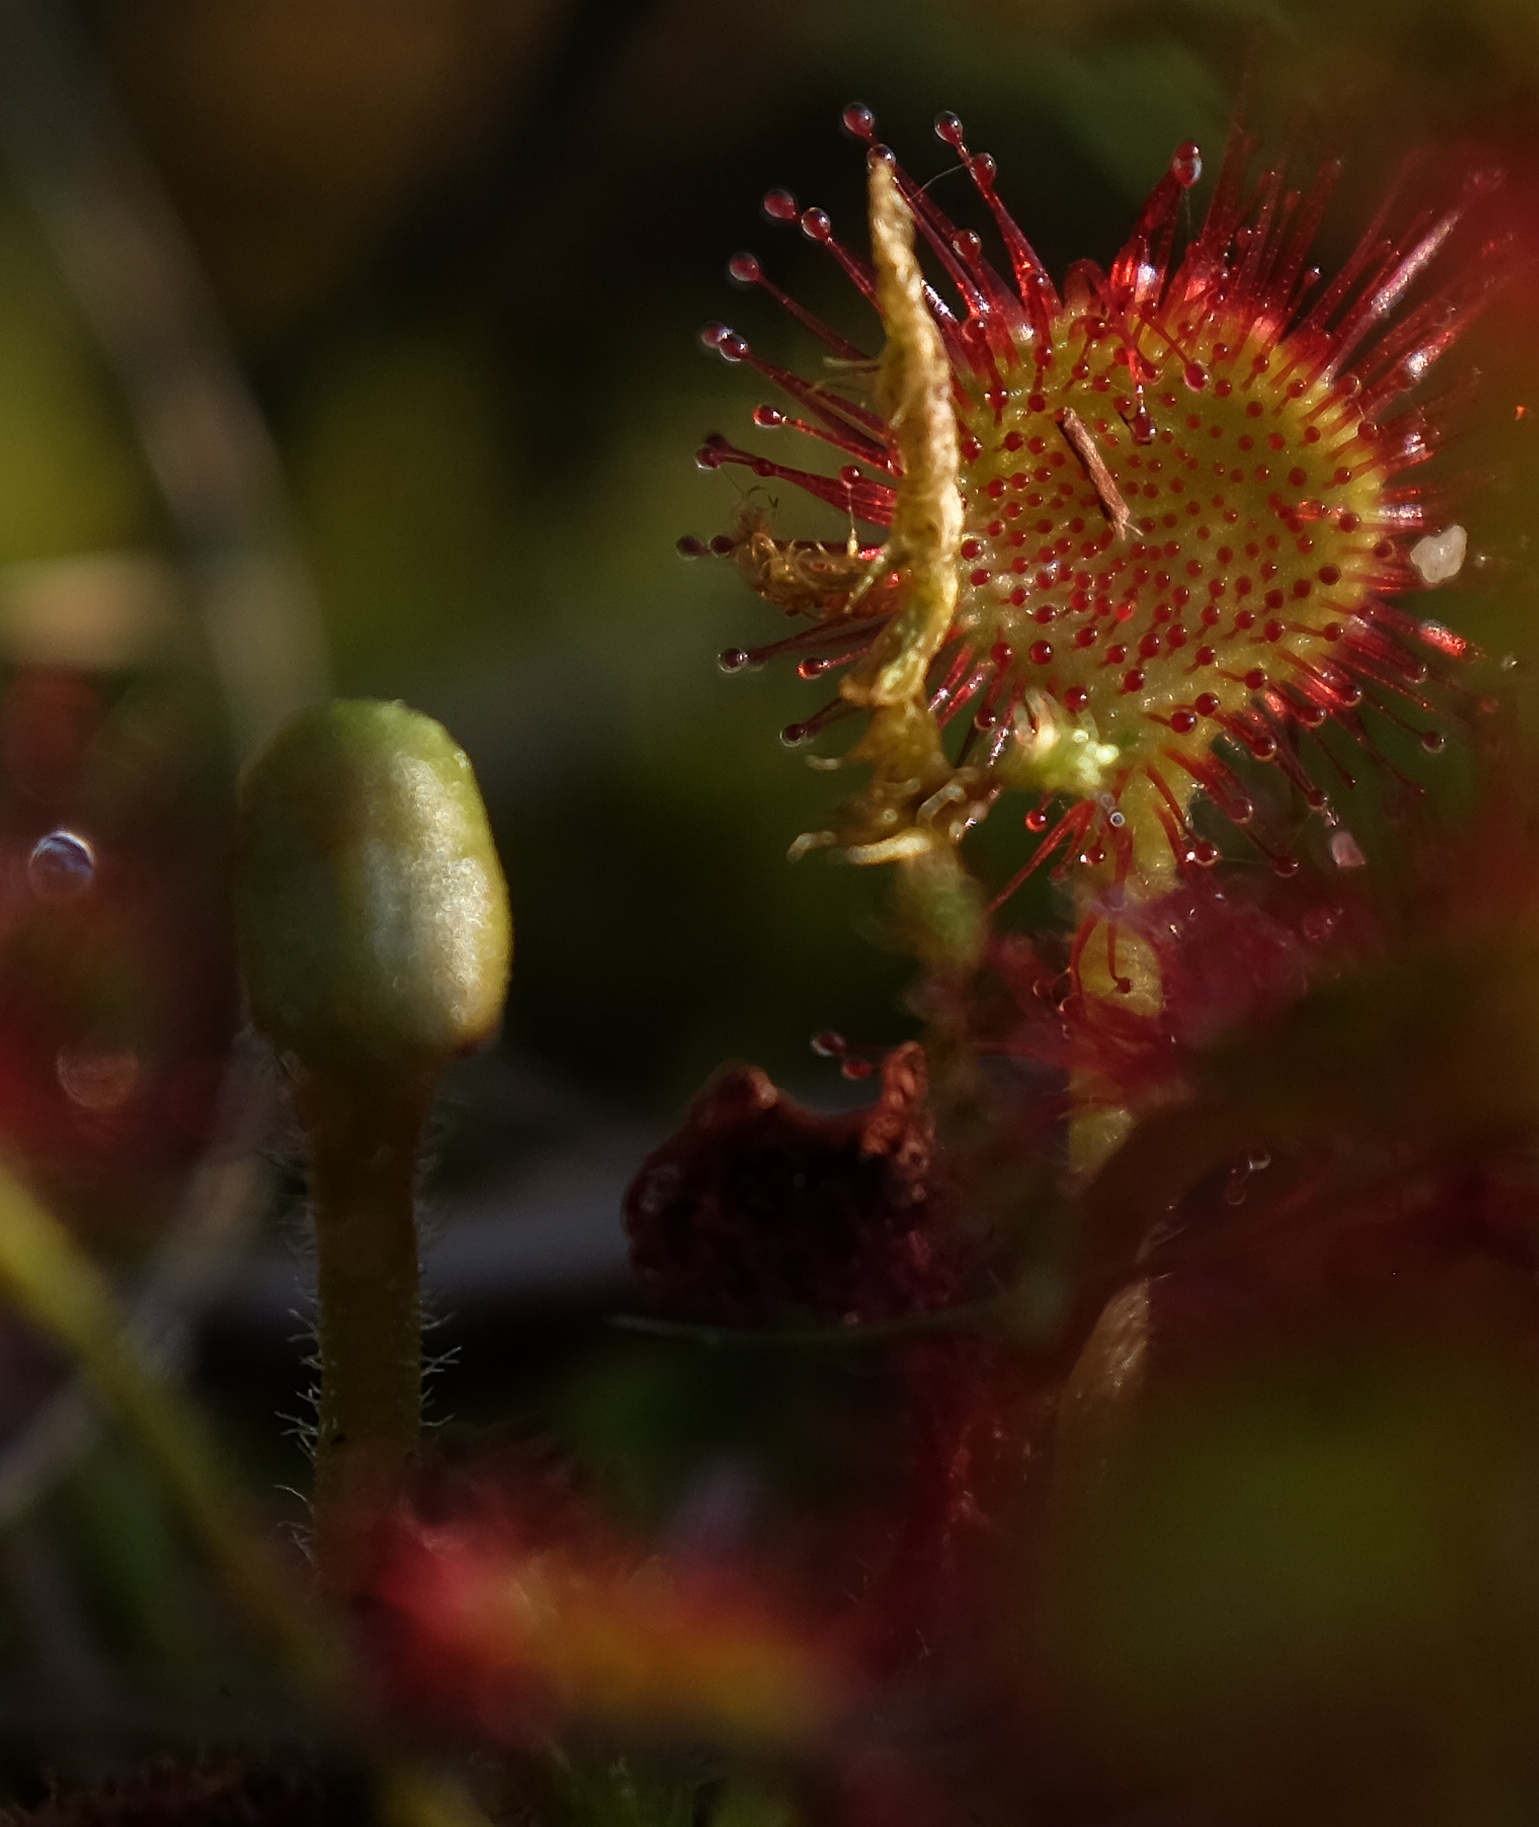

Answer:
[719,648,749,673]
[28,830,95,904]
[57,1043,138,1111]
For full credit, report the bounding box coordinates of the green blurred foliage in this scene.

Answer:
[0,191,155,560]
[1037,1320,1539,1823]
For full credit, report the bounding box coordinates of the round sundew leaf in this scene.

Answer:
[703,115,1504,891]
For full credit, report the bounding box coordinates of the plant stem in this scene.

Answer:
[1057,829,1181,1460]
[0,1156,331,1689]
[1068,907,1165,1182]
[1066,788,1185,1182]
[293,1069,431,1598]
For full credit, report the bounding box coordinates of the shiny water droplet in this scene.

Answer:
[719,648,749,672]
[28,830,95,904]
[811,1030,846,1057]
[57,1044,138,1111]
[762,189,799,222]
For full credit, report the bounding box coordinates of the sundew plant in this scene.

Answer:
[695,108,1504,954]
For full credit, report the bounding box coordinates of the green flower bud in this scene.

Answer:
[235,699,511,1080]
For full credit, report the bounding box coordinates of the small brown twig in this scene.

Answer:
[1058,407,1133,543]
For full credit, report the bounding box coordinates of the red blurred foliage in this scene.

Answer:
[367,1448,858,1753]
[0,666,235,1230]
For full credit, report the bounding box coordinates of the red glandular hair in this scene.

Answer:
[690,107,1510,891]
